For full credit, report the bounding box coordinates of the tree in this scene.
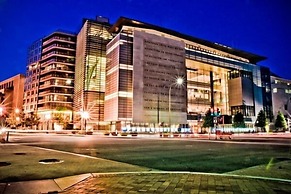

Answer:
[274,111,287,131]
[255,110,267,131]
[53,106,71,130]
[6,111,22,128]
[233,112,246,128]
[24,112,40,129]
[54,113,70,130]
[202,109,214,128]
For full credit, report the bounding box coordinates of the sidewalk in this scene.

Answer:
[1,171,291,194]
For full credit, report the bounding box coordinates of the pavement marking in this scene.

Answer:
[32,145,152,170]
[34,146,126,162]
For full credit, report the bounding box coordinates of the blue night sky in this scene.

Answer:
[0,0,290,81]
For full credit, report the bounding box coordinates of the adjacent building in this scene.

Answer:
[0,74,25,120]
[271,75,291,121]
[73,16,112,130]
[23,39,42,114]
[23,31,76,130]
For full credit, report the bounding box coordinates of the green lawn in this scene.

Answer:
[31,137,291,174]
[0,144,149,182]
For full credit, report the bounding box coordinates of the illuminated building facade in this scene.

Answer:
[24,31,76,130]
[271,75,291,121]
[0,74,25,119]
[73,17,112,130]
[104,17,269,132]
[0,74,25,128]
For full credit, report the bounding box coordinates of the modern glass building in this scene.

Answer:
[104,17,268,132]
[73,16,112,130]
[23,39,42,114]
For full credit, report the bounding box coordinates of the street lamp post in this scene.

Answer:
[0,106,3,117]
[15,108,20,129]
[45,113,51,131]
[168,77,184,132]
[0,106,5,127]
[81,111,89,133]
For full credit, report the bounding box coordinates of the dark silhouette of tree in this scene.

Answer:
[202,109,214,128]
[233,112,246,128]
[255,110,267,131]
[274,111,287,131]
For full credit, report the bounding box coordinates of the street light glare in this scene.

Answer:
[81,111,90,119]
[15,108,20,113]
[176,77,183,85]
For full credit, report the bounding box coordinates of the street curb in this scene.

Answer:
[53,173,93,191]
[91,171,291,183]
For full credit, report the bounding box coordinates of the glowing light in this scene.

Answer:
[45,113,51,120]
[81,111,90,119]
[66,80,71,85]
[15,108,20,114]
[176,77,183,85]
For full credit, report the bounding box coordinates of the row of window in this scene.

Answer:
[185,49,251,71]
[227,70,253,80]
[186,44,249,63]
[144,45,184,59]
[273,88,291,94]
[144,40,184,51]
[0,81,14,89]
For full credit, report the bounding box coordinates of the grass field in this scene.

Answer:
[29,137,291,173]
[0,144,149,182]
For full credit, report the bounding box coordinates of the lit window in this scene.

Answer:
[273,88,277,93]
[66,80,71,85]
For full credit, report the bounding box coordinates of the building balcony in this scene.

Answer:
[39,83,74,90]
[41,53,75,61]
[39,74,74,82]
[41,58,75,67]
[42,37,76,46]
[37,102,73,111]
[38,89,74,97]
[42,44,75,54]
[40,67,75,75]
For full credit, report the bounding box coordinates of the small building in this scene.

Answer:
[0,74,25,117]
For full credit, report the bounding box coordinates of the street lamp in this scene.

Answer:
[0,106,5,127]
[81,111,89,133]
[45,113,51,131]
[0,106,3,116]
[168,77,184,132]
[15,108,20,114]
[14,108,20,129]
